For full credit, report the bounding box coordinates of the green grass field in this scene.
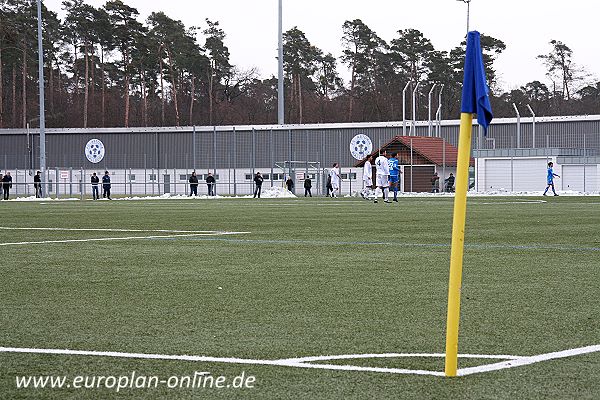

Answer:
[1,196,599,399]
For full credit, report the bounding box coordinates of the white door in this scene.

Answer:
[512,159,548,191]
[562,165,598,192]
[484,158,548,192]
[484,159,511,191]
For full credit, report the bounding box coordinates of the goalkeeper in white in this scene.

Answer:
[374,151,391,203]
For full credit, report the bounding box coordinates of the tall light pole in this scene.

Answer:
[457,0,471,34]
[277,0,284,125]
[37,0,47,192]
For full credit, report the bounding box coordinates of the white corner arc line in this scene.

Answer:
[457,344,600,376]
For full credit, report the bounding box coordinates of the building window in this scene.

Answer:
[245,174,253,180]
[129,174,136,181]
[149,174,157,181]
[341,173,356,180]
[180,174,188,181]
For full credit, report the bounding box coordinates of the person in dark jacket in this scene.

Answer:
[102,171,112,199]
[2,172,12,200]
[91,173,100,200]
[206,172,216,196]
[34,171,42,198]
[304,177,312,197]
[0,173,3,199]
[445,173,455,192]
[253,172,263,198]
[431,172,440,193]
[189,171,199,196]
[285,177,294,193]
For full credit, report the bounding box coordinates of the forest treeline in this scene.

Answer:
[1,0,598,129]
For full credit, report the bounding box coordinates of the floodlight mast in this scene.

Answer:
[457,0,471,34]
[277,0,284,125]
[37,0,46,191]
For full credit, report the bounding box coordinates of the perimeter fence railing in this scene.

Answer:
[1,120,599,199]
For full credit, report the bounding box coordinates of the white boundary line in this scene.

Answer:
[0,232,250,247]
[1,345,598,377]
[280,353,525,363]
[473,200,547,205]
[0,227,241,234]
[457,344,600,376]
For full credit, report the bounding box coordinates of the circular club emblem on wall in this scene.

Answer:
[85,139,105,163]
[349,134,373,160]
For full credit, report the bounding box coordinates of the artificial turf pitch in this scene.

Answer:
[0,196,599,399]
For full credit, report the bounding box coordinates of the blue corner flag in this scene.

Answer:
[461,31,493,132]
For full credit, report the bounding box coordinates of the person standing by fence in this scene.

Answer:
[102,171,112,200]
[206,172,216,196]
[431,172,440,193]
[2,172,12,200]
[304,176,312,197]
[253,172,264,198]
[189,171,199,196]
[91,173,100,200]
[34,171,42,198]
[445,173,455,192]
[285,176,294,193]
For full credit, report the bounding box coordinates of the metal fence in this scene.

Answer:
[1,116,599,198]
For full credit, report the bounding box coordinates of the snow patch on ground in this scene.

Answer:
[8,196,80,202]
[237,187,297,199]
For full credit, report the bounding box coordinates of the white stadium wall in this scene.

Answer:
[476,157,599,193]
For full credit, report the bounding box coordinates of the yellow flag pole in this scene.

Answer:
[444,112,474,377]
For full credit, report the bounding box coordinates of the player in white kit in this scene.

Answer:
[329,163,340,198]
[374,151,391,203]
[361,155,374,199]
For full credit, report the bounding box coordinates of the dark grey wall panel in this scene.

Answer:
[1,117,599,170]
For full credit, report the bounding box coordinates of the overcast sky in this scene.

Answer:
[44,0,599,91]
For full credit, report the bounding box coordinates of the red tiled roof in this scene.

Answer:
[354,136,474,167]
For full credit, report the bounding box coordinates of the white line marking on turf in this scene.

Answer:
[474,200,547,205]
[0,232,250,247]
[0,347,444,377]
[280,353,525,363]
[457,344,600,376]
[2,345,597,377]
[0,227,241,234]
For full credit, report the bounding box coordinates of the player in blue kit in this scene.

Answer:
[388,152,401,202]
[543,161,560,196]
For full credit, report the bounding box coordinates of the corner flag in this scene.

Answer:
[461,31,493,132]
[444,30,493,377]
